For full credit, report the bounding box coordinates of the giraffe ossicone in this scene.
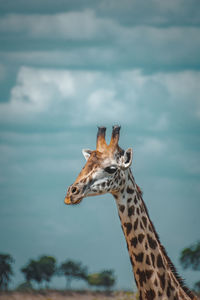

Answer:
[65,126,197,300]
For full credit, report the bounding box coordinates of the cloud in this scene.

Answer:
[0,10,116,40]
[0,8,200,73]
[1,67,200,135]
[0,67,76,122]
[98,0,200,26]
[0,68,145,126]
[1,0,200,27]
[12,66,75,104]
[0,48,117,70]
[86,89,126,124]
[1,27,200,71]
[151,71,200,119]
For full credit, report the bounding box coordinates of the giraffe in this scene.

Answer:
[64,126,198,300]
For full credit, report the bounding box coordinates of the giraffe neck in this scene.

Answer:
[113,169,195,300]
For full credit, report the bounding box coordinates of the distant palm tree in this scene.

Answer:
[0,253,14,290]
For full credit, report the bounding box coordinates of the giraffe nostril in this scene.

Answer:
[71,187,77,194]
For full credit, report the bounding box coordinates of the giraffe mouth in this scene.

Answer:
[64,196,83,205]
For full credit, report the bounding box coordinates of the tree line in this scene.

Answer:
[0,254,115,291]
[1,240,200,292]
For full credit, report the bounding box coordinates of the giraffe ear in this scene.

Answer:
[121,148,133,169]
[82,149,92,161]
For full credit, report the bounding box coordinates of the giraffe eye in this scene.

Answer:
[104,166,117,174]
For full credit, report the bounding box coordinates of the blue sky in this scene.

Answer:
[0,0,200,291]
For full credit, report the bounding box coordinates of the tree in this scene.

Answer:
[58,260,88,289]
[99,270,116,290]
[0,253,14,290]
[194,281,200,293]
[38,256,56,287]
[87,273,102,288]
[87,270,116,291]
[180,241,200,292]
[180,241,200,270]
[21,259,42,287]
[21,255,56,288]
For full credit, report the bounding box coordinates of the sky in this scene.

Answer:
[0,0,200,291]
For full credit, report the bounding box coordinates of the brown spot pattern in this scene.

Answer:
[146,255,151,265]
[131,237,138,248]
[158,272,165,290]
[128,205,135,217]
[147,234,157,249]
[142,216,147,228]
[138,233,145,243]
[119,205,125,213]
[145,288,156,300]
[157,254,165,269]
[148,225,153,232]
[134,252,144,263]
[134,196,137,205]
[151,253,155,268]
[127,186,134,194]
[134,218,139,231]
[124,222,132,236]
[136,268,146,287]
[145,269,153,280]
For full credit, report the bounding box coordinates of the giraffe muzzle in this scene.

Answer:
[64,184,84,205]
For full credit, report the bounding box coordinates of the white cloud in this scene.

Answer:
[1,66,200,129]
[86,89,126,124]
[151,71,200,118]
[0,10,200,71]
[0,67,76,120]
[152,71,200,100]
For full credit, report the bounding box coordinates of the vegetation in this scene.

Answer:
[21,256,56,288]
[57,260,88,288]
[180,241,200,292]
[0,252,115,291]
[0,254,14,290]
[88,270,116,290]
[21,258,42,286]
[1,241,199,292]
[38,256,56,287]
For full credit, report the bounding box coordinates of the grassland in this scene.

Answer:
[0,290,137,300]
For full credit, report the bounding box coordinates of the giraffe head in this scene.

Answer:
[65,126,133,205]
